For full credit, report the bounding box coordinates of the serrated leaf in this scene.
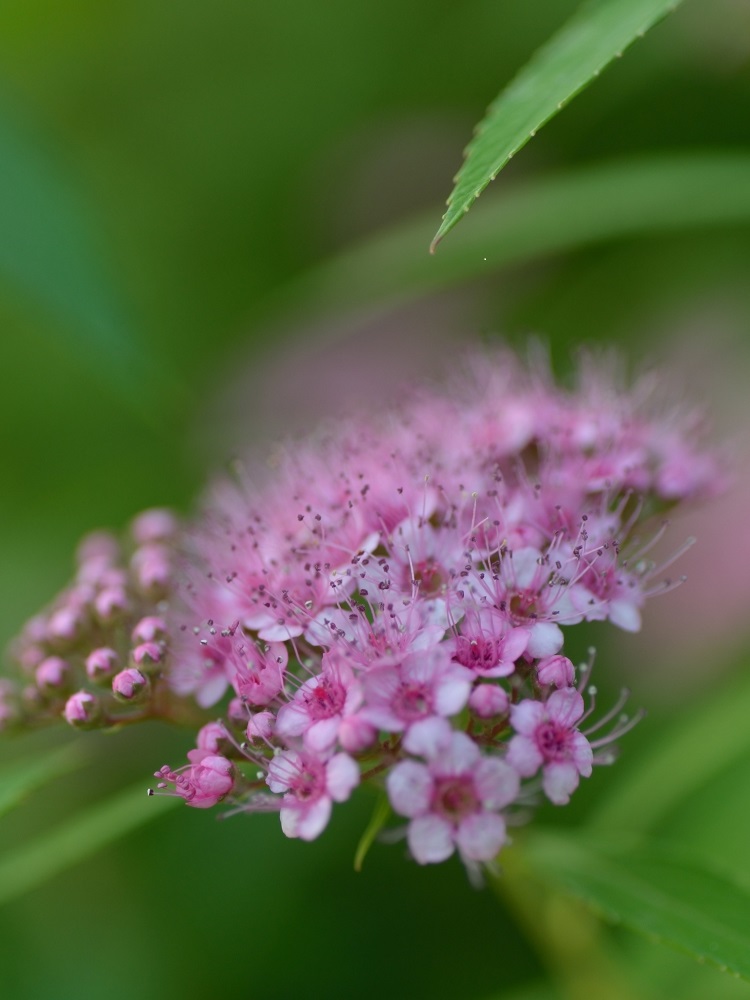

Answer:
[431,0,685,250]
[0,742,85,818]
[526,832,750,982]
[0,780,179,908]
[353,792,391,872]
[256,153,750,337]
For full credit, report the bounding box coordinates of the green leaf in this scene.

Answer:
[0,108,184,424]
[353,791,391,872]
[590,669,750,833]
[526,831,750,982]
[431,0,685,249]
[0,780,179,908]
[0,742,85,818]
[255,153,750,342]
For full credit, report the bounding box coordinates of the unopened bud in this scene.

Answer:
[131,641,164,671]
[64,690,102,728]
[35,656,71,694]
[94,586,129,624]
[468,684,508,718]
[132,616,168,644]
[131,544,171,598]
[112,668,149,702]
[131,509,178,545]
[196,721,231,753]
[536,654,575,688]
[246,711,275,743]
[85,647,120,683]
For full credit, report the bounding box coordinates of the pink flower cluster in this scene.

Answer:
[3,511,178,731]
[5,351,721,869]
[151,352,719,866]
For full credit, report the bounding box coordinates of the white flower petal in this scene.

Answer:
[456,813,506,862]
[386,761,432,818]
[408,815,455,865]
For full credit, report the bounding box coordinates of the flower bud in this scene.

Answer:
[132,616,168,644]
[94,586,129,624]
[245,711,275,743]
[468,684,509,718]
[112,668,149,702]
[131,544,171,598]
[64,690,102,729]
[35,656,71,694]
[536,654,575,688]
[85,647,120,683]
[131,508,178,545]
[131,641,164,672]
[197,721,231,753]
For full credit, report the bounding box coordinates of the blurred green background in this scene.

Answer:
[2,1,750,997]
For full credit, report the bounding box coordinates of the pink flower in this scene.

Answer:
[275,654,363,751]
[387,731,519,864]
[362,647,472,734]
[153,752,235,809]
[507,689,593,805]
[267,749,359,840]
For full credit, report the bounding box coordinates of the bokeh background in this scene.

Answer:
[1,2,750,998]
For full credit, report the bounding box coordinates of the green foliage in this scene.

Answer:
[0,1,749,996]
[431,0,685,248]
[0,742,84,818]
[353,791,391,872]
[0,779,178,908]
[527,832,750,982]
[265,152,750,337]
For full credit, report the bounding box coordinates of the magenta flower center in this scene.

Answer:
[411,559,446,597]
[432,776,479,822]
[454,635,500,671]
[304,677,345,720]
[393,681,431,721]
[290,760,325,801]
[509,591,539,622]
[536,721,572,761]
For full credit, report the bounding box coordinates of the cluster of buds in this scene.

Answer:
[5,351,722,870]
[3,510,180,732]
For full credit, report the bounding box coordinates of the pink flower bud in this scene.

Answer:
[246,711,275,743]
[132,616,168,644]
[536,655,575,688]
[131,641,164,671]
[47,606,84,643]
[94,587,129,624]
[131,544,171,597]
[35,656,70,693]
[468,684,509,718]
[85,647,120,683]
[226,697,247,726]
[153,753,234,809]
[112,668,149,702]
[64,690,101,728]
[131,508,178,545]
[196,722,230,753]
[76,531,120,566]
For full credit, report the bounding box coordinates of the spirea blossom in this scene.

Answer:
[5,351,722,870]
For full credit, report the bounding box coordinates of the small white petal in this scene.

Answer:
[387,761,433,818]
[408,815,455,864]
[542,761,579,805]
[326,753,360,801]
[456,813,506,862]
[506,735,543,777]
